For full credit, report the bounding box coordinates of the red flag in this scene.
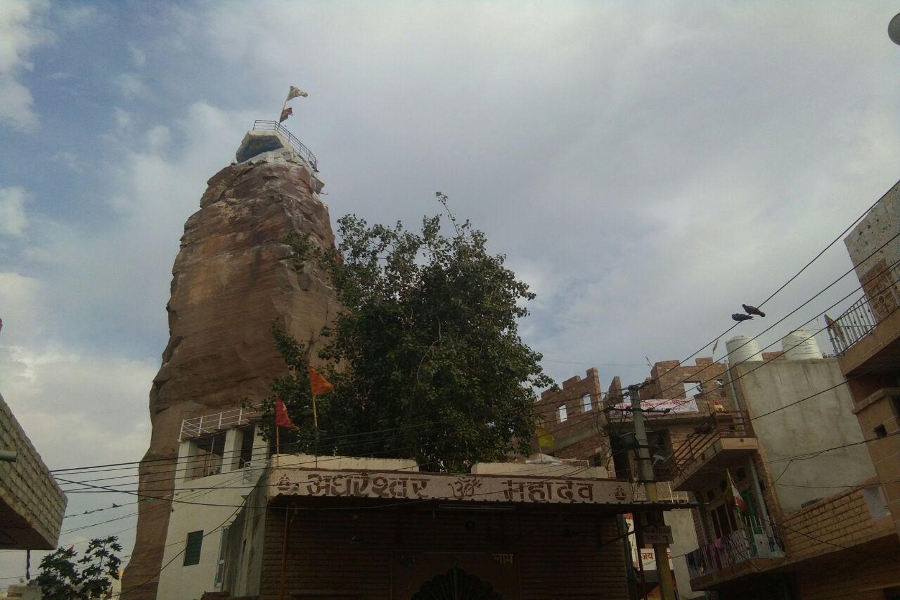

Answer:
[308,365,334,396]
[279,107,293,122]
[275,395,299,430]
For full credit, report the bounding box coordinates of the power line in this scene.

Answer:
[653,229,900,402]
[661,183,891,379]
[50,419,448,475]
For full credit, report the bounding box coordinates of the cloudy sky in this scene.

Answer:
[1,0,899,584]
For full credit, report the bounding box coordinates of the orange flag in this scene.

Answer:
[308,365,334,396]
[275,395,299,430]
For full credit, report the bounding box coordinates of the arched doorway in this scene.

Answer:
[411,568,502,600]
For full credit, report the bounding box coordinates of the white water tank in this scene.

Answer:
[782,330,823,360]
[726,335,763,365]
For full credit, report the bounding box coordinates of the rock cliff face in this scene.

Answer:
[121,147,336,599]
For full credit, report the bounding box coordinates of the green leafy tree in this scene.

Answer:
[34,536,122,600]
[261,194,553,471]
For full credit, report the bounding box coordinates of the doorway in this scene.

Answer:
[411,568,501,600]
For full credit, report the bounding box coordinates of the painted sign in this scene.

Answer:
[614,398,699,415]
[270,469,634,505]
[642,525,674,545]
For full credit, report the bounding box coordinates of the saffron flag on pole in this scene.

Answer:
[275,395,299,430]
[279,107,293,122]
[286,86,308,101]
[308,365,334,396]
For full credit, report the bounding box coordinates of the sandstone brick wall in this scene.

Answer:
[0,392,66,549]
[640,358,730,413]
[535,369,605,437]
[780,486,885,558]
[534,369,611,468]
[853,387,900,538]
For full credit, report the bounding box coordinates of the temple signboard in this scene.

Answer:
[269,468,634,505]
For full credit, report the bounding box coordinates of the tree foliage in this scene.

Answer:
[262,195,553,472]
[34,536,122,600]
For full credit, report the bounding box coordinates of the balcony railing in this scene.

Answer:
[179,407,256,442]
[667,411,753,478]
[252,120,318,171]
[686,517,785,581]
[828,261,900,355]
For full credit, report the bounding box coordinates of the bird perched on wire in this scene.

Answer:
[742,304,766,318]
[732,313,753,322]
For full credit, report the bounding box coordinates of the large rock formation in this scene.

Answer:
[121,143,336,599]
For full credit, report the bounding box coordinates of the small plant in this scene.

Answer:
[35,536,123,600]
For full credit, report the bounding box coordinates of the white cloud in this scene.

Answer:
[113,106,133,130]
[51,150,83,173]
[128,42,146,67]
[146,124,170,152]
[115,72,146,98]
[0,0,50,129]
[0,186,29,236]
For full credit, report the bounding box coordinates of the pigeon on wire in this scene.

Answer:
[732,313,753,322]
[742,304,766,318]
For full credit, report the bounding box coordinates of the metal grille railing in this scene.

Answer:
[252,120,318,171]
[179,407,256,442]
[686,517,785,580]
[666,411,753,481]
[827,260,900,355]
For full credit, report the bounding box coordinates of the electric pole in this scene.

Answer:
[628,384,676,600]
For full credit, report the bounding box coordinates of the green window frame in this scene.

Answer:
[183,530,204,566]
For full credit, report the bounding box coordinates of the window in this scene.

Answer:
[184,530,204,566]
[214,526,229,589]
[610,438,632,480]
[557,404,568,422]
[239,426,254,468]
[582,394,592,412]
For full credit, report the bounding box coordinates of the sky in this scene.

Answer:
[1,0,899,585]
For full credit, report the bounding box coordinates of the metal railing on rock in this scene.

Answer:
[179,407,257,441]
[252,120,318,171]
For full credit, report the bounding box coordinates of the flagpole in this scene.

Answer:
[312,397,319,467]
[276,422,280,457]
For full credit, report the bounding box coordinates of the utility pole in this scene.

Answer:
[628,384,676,600]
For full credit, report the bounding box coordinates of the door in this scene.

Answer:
[411,568,502,600]
[394,552,519,600]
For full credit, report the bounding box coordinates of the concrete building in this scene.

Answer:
[215,453,682,600]
[643,331,900,600]
[829,178,900,541]
[0,392,66,551]
[152,408,268,600]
